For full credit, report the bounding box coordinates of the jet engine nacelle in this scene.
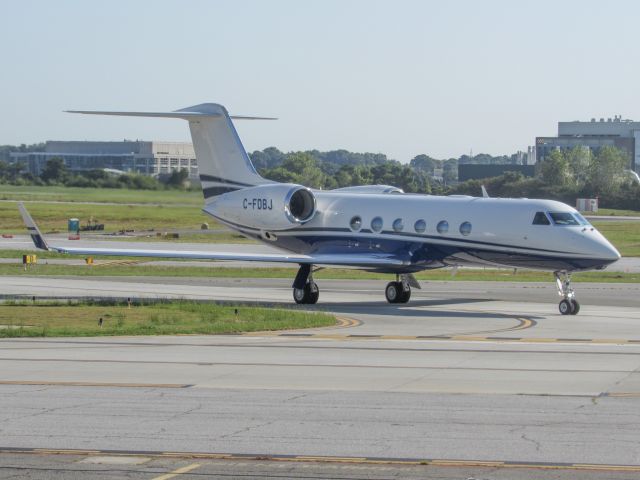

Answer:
[205,183,317,231]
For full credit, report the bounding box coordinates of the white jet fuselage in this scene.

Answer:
[205,189,621,273]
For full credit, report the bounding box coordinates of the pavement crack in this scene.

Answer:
[165,401,204,421]
[521,432,542,452]
[218,420,274,439]
[284,393,307,402]
[2,401,98,423]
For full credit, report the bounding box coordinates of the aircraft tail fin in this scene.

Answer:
[68,103,276,202]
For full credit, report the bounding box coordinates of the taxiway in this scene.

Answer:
[0,275,639,479]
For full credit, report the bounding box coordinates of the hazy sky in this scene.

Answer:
[1,0,638,162]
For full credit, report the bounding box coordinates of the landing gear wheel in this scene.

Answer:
[293,282,319,304]
[385,282,401,303]
[293,288,306,304]
[308,283,319,304]
[398,287,411,303]
[555,271,580,316]
[559,299,573,315]
[569,299,580,315]
[385,281,411,304]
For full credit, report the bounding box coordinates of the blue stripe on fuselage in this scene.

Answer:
[268,232,614,272]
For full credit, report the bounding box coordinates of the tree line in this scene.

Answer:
[1,144,638,209]
[449,146,639,209]
[0,157,192,190]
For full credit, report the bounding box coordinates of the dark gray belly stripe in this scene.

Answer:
[199,174,255,188]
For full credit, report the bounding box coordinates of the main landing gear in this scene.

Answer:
[385,278,410,303]
[292,264,319,304]
[554,271,580,315]
[292,266,420,305]
[385,274,419,304]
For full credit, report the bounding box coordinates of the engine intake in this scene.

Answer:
[286,187,316,223]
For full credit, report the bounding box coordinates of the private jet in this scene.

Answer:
[19,103,621,315]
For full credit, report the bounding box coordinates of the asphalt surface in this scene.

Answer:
[0,276,639,479]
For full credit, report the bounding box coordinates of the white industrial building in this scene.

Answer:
[10,140,198,178]
[536,116,639,171]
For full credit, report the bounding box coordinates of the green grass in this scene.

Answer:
[0,299,335,338]
[0,201,213,233]
[119,232,258,244]
[3,263,639,283]
[592,221,640,257]
[0,185,203,205]
[589,208,640,217]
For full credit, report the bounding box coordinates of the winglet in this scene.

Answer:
[18,203,50,251]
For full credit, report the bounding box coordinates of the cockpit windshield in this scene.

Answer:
[549,212,580,226]
[573,213,591,226]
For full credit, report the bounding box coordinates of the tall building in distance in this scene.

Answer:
[10,140,198,178]
[536,116,639,171]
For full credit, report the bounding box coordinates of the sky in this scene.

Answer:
[1,0,639,162]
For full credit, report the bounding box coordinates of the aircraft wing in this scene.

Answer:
[18,203,408,268]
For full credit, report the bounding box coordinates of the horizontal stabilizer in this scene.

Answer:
[66,110,221,119]
[67,111,277,120]
[66,102,277,120]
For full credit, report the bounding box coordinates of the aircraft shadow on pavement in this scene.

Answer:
[314,299,545,320]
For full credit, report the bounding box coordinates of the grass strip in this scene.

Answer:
[0,298,335,338]
[0,201,212,233]
[592,221,640,257]
[0,185,203,205]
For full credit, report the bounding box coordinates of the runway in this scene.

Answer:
[0,276,639,479]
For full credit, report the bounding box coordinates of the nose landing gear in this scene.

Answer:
[555,271,580,315]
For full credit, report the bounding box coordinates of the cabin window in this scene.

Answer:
[532,212,550,225]
[349,216,362,231]
[414,219,426,233]
[549,212,580,226]
[392,218,404,232]
[436,220,449,234]
[371,216,383,233]
[459,221,472,236]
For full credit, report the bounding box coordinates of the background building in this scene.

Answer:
[536,116,638,171]
[10,141,198,178]
[458,164,535,182]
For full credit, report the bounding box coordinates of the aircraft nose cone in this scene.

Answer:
[606,243,622,261]
[595,237,621,264]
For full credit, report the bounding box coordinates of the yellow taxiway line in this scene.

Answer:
[3,447,640,473]
[151,462,201,480]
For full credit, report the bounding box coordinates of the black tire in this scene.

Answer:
[398,287,411,303]
[293,282,319,304]
[385,282,401,303]
[293,287,308,304]
[308,282,319,304]
[570,299,580,315]
[559,299,572,315]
